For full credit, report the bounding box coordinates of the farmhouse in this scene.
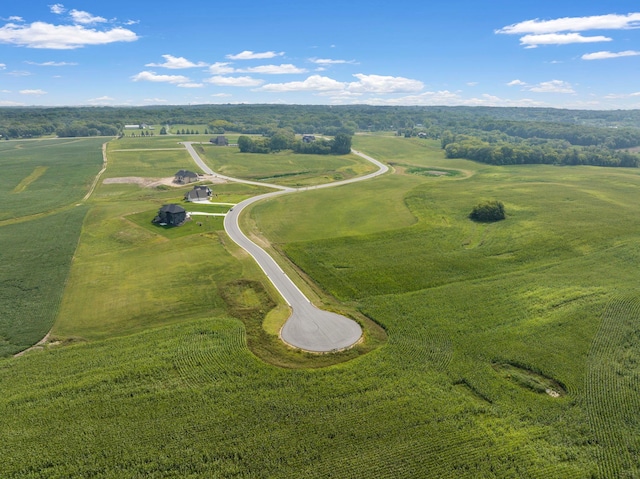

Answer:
[174,169,199,184]
[210,136,229,146]
[152,204,187,226]
[184,185,212,202]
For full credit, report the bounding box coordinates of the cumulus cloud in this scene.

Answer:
[259,73,424,95]
[259,75,346,92]
[49,4,66,15]
[69,9,106,24]
[0,63,5,69]
[177,82,204,88]
[205,75,264,87]
[0,21,138,49]
[496,13,640,35]
[528,80,575,93]
[519,33,611,48]
[309,58,357,65]
[582,50,640,60]
[242,64,306,74]
[226,50,284,60]
[507,79,575,93]
[209,62,236,74]
[87,95,115,104]
[0,100,25,106]
[131,71,191,84]
[146,54,208,69]
[20,89,47,95]
[347,74,423,93]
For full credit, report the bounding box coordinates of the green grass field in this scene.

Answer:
[1,134,640,477]
[194,143,377,186]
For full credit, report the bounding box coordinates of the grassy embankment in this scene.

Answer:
[2,135,640,476]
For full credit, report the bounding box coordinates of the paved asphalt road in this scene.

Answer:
[182,142,388,352]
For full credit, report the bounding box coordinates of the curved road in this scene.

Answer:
[182,142,388,352]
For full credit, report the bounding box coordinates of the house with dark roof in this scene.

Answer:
[184,185,212,202]
[174,169,199,184]
[210,136,229,146]
[302,135,316,143]
[152,204,187,226]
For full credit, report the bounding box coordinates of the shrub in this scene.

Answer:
[469,200,505,222]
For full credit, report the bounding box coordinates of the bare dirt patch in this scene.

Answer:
[103,175,226,188]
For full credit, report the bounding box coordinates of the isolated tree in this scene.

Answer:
[331,133,352,154]
[160,126,167,135]
[238,135,254,153]
[469,200,506,222]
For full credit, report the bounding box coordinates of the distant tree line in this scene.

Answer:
[238,131,352,155]
[441,133,640,167]
[1,104,640,168]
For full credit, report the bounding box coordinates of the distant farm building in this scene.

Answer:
[302,135,316,143]
[152,204,187,227]
[174,169,199,184]
[185,185,212,202]
[210,136,229,146]
[124,124,140,129]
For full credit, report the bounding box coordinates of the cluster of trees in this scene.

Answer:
[470,200,506,222]
[442,134,640,167]
[238,132,352,155]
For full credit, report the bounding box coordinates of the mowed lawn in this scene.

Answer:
[2,135,640,477]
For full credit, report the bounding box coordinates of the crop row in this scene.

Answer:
[585,295,640,478]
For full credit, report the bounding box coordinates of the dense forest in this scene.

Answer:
[2,104,640,167]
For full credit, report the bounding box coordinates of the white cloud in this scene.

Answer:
[0,63,5,69]
[205,76,264,87]
[142,98,168,104]
[87,95,115,104]
[7,70,30,76]
[211,93,232,97]
[259,73,424,95]
[226,50,284,60]
[20,89,47,95]
[6,16,24,22]
[347,74,423,93]
[242,64,307,74]
[131,71,191,84]
[507,79,575,93]
[209,62,236,74]
[49,4,66,15]
[259,75,346,92]
[145,54,207,69]
[528,80,575,93]
[25,60,77,66]
[69,9,106,24]
[177,82,204,88]
[520,33,611,48]
[0,21,138,49]
[582,50,640,60]
[362,91,544,108]
[496,13,640,35]
[0,100,24,106]
[310,58,356,65]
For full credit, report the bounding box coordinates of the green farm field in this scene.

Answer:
[1,134,640,477]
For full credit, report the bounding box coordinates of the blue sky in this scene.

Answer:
[1,0,640,109]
